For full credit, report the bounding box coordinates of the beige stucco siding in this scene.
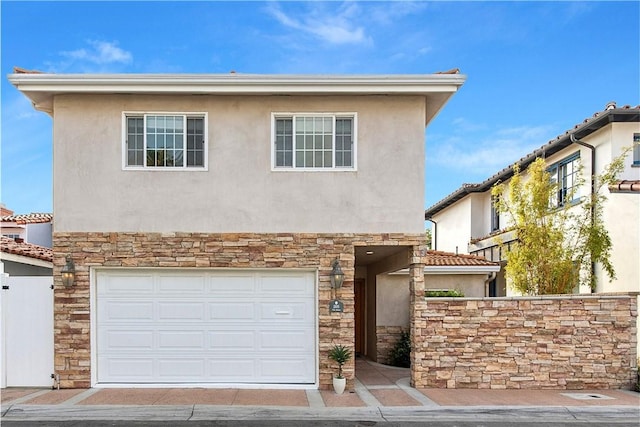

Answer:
[376,272,488,327]
[53,94,426,233]
[430,198,472,254]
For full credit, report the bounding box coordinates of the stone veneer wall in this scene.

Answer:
[53,232,423,389]
[413,295,638,389]
[376,326,406,364]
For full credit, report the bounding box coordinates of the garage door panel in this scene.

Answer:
[210,359,256,378]
[103,330,154,349]
[260,359,314,380]
[158,276,206,293]
[158,359,205,378]
[100,301,154,321]
[209,302,255,320]
[260,302,314,321]
[158,331,205,349]
[158,302,205,321]
[100,358,155,379]
[96,270,316,384]
[209,330,255,349]
[259,330,314,351]
[98,274,154,294]
[209,275,256,294]
[260,275,313,295]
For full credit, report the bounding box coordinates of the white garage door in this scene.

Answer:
[95,270,316,385]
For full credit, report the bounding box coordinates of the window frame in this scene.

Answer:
[548,152,581,208]
[270,112,357,171]
[633,133,640,166]
[490,195,500,232]
[122,111,208,171]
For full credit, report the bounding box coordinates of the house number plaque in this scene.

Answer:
[329,299,344,313]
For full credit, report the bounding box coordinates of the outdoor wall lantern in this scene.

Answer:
[61,255,76,288]
[330,259,345,289]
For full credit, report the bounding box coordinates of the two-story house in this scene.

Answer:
[425,103,640,297]
[9,69,465,389]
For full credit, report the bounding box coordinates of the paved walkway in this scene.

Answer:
[2,358,639,422]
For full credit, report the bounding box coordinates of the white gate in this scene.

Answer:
[1,276,54,387]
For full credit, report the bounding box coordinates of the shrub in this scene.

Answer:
[425,289,464,297]
[389,330,411,368]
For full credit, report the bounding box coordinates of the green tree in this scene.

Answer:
[425,228,433,250]
[491,148,630,295]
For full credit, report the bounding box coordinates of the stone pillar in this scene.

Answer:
[409,243,427,387]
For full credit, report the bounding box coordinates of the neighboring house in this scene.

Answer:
[0,207,53,276]
[1,207,53,248]
[424,103,640,297]
[0,236,53,276]
[9,69,466,389]
[375,250,499,364]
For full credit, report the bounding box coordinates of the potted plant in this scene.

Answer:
[328,344,352,394]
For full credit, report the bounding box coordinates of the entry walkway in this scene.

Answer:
[2,358,639,422]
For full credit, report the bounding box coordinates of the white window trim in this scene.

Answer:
[122,111,209,171]
[548,151,581,208]
[270,112,358,172]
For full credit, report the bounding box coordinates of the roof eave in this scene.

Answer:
[425,108,640,218]
[391,265,501,275]
[0,252,53,268]
[8,72,466,119]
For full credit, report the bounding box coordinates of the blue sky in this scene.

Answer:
[1,1,639,217]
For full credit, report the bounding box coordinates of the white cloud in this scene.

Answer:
[368,1,429,26]
[61,40,132,64]
[266,2,372,45]
[45,40,133,72]
[428,123,554,177]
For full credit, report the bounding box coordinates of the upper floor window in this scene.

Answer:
[490,195,500,232]
[124,113,206,169]
[633,133,640,166]
[273,114,356,170]
[548,152,580,208]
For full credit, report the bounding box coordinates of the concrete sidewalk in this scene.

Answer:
[2,359,639,423]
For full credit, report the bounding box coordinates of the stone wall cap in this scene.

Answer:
[426,292,639,301]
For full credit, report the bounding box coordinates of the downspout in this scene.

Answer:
[569,133,596,292]
[484,271,497,297]
[426,218,437,250]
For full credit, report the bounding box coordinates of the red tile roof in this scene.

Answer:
[0,236,53,262]
[1,213,53,224]
[609,180,640,193]
[425,250,498,267]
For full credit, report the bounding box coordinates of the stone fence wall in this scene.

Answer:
[414,294,638,389]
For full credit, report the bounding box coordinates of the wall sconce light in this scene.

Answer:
[330,259,344,289]
[61,255,76,288]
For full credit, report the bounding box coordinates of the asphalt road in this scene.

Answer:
[2,421,639,427]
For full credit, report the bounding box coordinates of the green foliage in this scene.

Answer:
[425,228,433,250]
[635,366,640,392]
[491,148,630,295]
[389,331,411,368]
[424,289,465,297]
[328,344,352,379]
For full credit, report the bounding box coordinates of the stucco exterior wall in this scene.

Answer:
[377,273,489,328]
[52,94,426,234]
[431,198,472,254]
[413,294,638,389]
[26,223,53,248]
